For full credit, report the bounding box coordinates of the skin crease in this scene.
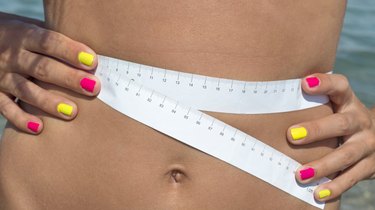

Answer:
[0,0,348,209]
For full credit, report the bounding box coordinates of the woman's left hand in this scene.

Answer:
[286,73,375,202]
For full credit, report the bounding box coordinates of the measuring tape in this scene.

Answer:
[95,55,330,209]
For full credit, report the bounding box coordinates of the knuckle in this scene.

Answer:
[346,177,358,189]
[0,49,28,72]
[13,78,30,99]
[32,88,47,109]
[363,131,375,152]
[337,74,350,88]
[308,121,321,139]
[0,49,12,70]
[25,23,40,33]
[38,30,60,53]
[341,148,357,169]
[63,70,78,88]
[357,107,373,130]
[330,74,351,103]
[10,50,30,72]
[339,75,352,98]
[23,23,41,40]
[336,114,351,134]
[0,98,13,118]
[0,73,11,91]
[359,114,372,130]
[32,58,50,80]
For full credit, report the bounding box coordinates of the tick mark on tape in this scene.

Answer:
[278,156,283,166]
[208,119,215,130]
[242,82,247,93]
[189,74,194,87]
[147,91,154,102]
[196,113,203,125]
[159,96,166,108]
[264,83,268,94]
[137,65,142,77]
[125,79,134,91]
[176,72,180,85]
[216,79,221,91]
[231,129,238,141]
[260,146,266,156]
[241,136,247,146]
[149,67,154,79]
[115,61,119,72]
[229,80,234,92]
[184,107,191,119]
[171,102,179,113]
[136,86,142,96]
[220,126,226,136]
[251,142,256,151]
[203,77,208,89]
[116,70,122,85]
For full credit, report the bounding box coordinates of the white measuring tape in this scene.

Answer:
[95,55,330,209]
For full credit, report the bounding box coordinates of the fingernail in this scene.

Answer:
[290,127,307,140]
[318,189,331,199]
[306,77,320,88]
[57,103,74,116]
[300,167,315,180]
[78,52,94,66]
[80,78,96,93]
[27,121,40,132]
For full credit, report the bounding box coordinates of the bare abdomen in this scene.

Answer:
[0,0,345,209]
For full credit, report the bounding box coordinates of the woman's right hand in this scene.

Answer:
[0,20,101,134]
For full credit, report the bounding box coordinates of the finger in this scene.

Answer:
[15,50,100,95]
[287,112,358,144]
[295,140,370,184]
[0,91,43,134]
[0,73,78,120]
[302,73,354,107]
[314,154,375,201]
[23,24,97,70]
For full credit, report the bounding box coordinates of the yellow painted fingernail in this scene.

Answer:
[57,103,73,116]
[318,189,331,199]
[78,52,94,66]
[290,127,307,140]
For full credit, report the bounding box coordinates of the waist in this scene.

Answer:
[21,53,337,160]
[2,55,340,210]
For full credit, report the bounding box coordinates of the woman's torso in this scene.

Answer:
[0,0,346,209]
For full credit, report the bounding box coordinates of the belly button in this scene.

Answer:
[167,168,187,184]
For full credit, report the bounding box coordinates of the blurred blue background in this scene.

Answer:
[0,0,374,209]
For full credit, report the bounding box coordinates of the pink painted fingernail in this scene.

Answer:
[306,77,320,88]
[80,78,96,93]
[27,121,40,133]
[300,167,315,180]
